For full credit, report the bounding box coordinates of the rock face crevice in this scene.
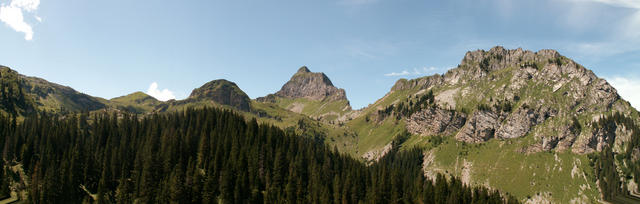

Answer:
[274,66,348,102]
[395,46,635,154]
[406,106,466,137]
[495,105,556,139]
[455,110,501,143]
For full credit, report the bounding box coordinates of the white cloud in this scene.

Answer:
[146,82,176,101]
[606,76,640,109]
[384,70,410,76]
[384,66,443,77]
[564,0,640,56]
[0,0,40,40]
[11,0,40,11]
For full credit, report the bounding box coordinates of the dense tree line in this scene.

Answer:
[0,107,518,203]
[0,115,13,198]
[590,112,640,202]
[0,68,36,116]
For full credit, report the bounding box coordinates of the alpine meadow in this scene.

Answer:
[1,0,640,203]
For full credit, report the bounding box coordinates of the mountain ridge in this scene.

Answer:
[1,46,640,203]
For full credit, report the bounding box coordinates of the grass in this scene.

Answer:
[250,101,358,154]
[347,112,407,155]
[427,136,600,203]
[108,92,160,113]
[269,97,351,119]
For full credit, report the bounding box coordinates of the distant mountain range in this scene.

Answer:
[1,46,639,203]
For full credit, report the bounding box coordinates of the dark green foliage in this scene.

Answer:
[494,100,513,113]
[0,68,36,116]
[0,108,518,203]
[477,104,492,112]
[548,57,564,67]
[570,117,582,135]
[520,61,538,70]
[594,147,625,201]
[480,58,491,71]
[590,112,640,202]
[378,90,435,120]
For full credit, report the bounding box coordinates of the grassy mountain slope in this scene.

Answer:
[0,66,105,117]
[344,46,640,203]
[108,91,161,114]
[2,46,639,203]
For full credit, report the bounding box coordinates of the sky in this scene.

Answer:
[0,0,639,109]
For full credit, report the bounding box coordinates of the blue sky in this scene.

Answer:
[0,0,639,109]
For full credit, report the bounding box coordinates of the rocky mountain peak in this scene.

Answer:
[275,66,347,102]
[297,66,311,74]
[391,46,631,154]
[189,79,251,111]
[459,46,562,73]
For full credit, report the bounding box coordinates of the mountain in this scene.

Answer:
[109,91,161,114]
[186,79,251,111]
[0,66,106,116]
[275,66,348,101]
[389,46,633,153]
[0,66,256,116]
[257,66,352,122]
[346,46,640,203]
[1,46,640,203]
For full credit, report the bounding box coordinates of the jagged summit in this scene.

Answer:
[297,66,311,73]
[189,79,251,111]
[392,46,604,92]
[255,66,352,121]
[275,66,347,102]
[385,46,631,154]
[459,46,562,73]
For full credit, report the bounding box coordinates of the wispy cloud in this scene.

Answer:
[384,66,442,77]
[564,0,640,56]
[384,70,411,76]
[0,0,40,40]
[146,82,176,101]
[606,76,640,109]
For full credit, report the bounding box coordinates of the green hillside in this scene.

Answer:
[1,47,640,203]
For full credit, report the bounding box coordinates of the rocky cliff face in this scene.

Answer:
[406,106,466,137]
[396,46,634,153]
[256,66,352,122]
[273,66,348,102]
[455,110,501,143]
[189,79,251,111]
